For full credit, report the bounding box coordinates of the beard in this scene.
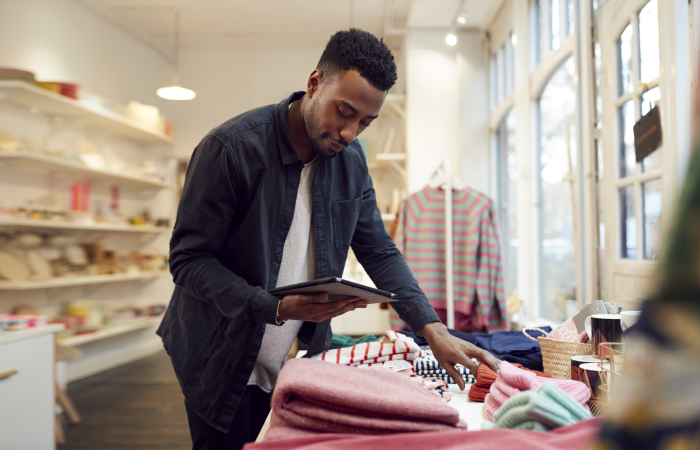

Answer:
[304,96,338,159]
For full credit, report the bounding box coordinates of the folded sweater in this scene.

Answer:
[484,362,591,420]
[468,363,551,402]
[492,382,592,431]
[271,358,467,435]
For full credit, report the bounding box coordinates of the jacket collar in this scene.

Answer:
[275,91,306,166]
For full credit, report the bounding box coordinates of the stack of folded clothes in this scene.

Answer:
[469,362,551,402]
[310,331,423,367]
[485,362,591,421]
[265,358,467,441]
[413,350,476,384]
[486,382,593,431]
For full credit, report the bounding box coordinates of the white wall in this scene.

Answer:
[456,31,490,194]
[166,48,325,158]
[405,32,460,193]
[405,31,489,194]
[0,0,172,107]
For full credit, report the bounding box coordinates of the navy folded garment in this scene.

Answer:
[399,327,551,371]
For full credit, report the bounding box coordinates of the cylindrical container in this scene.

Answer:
[586,314,622,358]
[571,355,600,382]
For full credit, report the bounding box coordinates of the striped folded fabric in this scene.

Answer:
[414,351,476,384]
[310,330,424,368]
[422,373,476,385]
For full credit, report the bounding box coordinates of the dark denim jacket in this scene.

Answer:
[157,92,440,432]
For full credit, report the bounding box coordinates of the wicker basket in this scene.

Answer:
[523,327,593,380]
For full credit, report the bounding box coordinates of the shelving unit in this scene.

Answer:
[0,76,176,384]
[58,315,163,347]
[0,272,165,291]
[365,91,408,230]
[0,218,170,234]
[0,153,176,190]
[0,81,174,145]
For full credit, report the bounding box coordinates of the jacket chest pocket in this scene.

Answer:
[331,198,362,249]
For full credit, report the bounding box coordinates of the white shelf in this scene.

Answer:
[58,316,162,347]
[381,213,395,222]
[0,153,175,190]
[0,218,170,234]
[0,271,166,291]
[0,81,174,145]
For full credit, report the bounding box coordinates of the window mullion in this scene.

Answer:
[635,179,643,261]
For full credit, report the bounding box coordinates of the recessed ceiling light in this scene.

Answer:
[445,34,458,46]
[457,16,467,25]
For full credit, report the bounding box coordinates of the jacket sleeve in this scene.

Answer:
[350,174,441,335]
[169,136,280,325]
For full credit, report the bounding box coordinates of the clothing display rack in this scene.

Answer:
[428,160,465,329]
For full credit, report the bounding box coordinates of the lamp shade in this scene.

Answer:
[157,85,196,100]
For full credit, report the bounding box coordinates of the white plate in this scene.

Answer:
[26,250,53,279]
[0,251,30,281]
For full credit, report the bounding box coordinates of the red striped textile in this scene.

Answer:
[310,331,423,367]
[391,186,508,332]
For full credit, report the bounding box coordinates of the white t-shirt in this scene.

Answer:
[247,156,319,392]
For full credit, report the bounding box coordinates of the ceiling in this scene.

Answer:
[76,0,504,61]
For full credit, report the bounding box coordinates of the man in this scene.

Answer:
[158,28,500,450]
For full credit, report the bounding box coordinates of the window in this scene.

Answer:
[496,109,517,294]
[614,0,662,261]
[536,0,575,62]
[538,57,577,322]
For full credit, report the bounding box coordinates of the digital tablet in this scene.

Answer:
[269,276,398,304]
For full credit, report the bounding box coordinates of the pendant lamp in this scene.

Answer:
[157,10,196,100]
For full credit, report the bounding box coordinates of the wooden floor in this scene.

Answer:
[58,351,191,450]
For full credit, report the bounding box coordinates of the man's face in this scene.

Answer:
[304,69,386,159]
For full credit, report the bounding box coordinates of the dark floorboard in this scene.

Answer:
[58,351,191,450]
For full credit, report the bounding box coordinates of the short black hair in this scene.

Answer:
[317,28,397,92]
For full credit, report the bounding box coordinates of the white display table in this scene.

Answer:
[0,325,65,450]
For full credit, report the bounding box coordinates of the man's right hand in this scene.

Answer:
[277,292,369,323]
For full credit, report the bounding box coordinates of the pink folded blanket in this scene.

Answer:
[485,361,591,420]
[271,358,467,435]
[247,418,602,450]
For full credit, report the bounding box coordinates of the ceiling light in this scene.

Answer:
[157,10,196,101]
[511,33,518,46]
[457,16,467,25]
[157,86,196,100]
[445,34,458,46]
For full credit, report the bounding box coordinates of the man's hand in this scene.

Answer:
[277,292,369,323]
[420,322,501,391]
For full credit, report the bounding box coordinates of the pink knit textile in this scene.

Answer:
[484,361,591,420]
[247,418,603,450]
[271,358,467,435]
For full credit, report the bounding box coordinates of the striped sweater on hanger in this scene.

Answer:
[391,186,508,332]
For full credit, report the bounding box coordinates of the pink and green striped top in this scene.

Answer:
[390,186,508,332]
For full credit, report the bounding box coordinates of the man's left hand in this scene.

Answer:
[419,322,501,391]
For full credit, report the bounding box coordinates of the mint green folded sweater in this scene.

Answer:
[492,381,592,431]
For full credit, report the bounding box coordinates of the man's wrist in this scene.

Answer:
[419,321,448,343]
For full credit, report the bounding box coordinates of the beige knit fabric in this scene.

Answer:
[248,156,319,393]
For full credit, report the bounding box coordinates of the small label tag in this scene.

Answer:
[384,360,413,371]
